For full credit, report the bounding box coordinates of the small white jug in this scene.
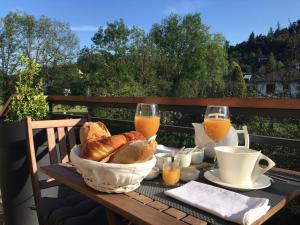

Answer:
[192,123,249,160]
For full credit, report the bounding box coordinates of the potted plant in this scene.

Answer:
[0,55,48,225]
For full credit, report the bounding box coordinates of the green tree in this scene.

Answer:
[248,32,255,42]
[266,52,277,72]
[257,65,267,75]
[226,61,247,97]
[79,13,228,98]
[205,33,228,96]
[0,11,79,101]
[92,19,130,55]
[43,64,87,96]
[81,20,145,97]
[128,27,162,96]
[149,13,228,97]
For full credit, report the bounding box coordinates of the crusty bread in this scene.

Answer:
[80,131,146,161]
[80,121,111,143]
[109,140,157,164]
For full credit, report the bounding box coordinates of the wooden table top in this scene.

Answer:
[39,163,300,225]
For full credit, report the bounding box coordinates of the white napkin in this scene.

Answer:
[165,181,270,225]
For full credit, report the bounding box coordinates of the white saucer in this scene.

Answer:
[204,169,272,190]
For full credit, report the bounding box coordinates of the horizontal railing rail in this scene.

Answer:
[47,95,300,118]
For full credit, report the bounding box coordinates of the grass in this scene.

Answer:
[52,104,88,114]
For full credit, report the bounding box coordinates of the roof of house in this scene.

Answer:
[244,74,252,80]
[251,68,300,83]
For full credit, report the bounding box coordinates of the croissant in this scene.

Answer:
[80,121,111,143]
[80,131,146,161]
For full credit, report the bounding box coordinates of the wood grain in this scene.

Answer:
[31,118,86,129]
[67,127,76,149]
[46,128,58,164]
[57,127,69,163]
[25,117,42,205]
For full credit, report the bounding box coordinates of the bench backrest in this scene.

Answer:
[25,117,87,206]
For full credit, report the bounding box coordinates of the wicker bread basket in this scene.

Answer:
[70,145,156,193]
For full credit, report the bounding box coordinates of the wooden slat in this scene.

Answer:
[164,208,187,220]
[39,178,60,189]
[46,128,58,164]
[182,215,207,225]
[57,127,69,163]
[147,201,169,211]
[31,118,86,129]
[124,192,140,198]
[133,195,153,205]
[25,117,42,205]
[67,127,76,149]
[40,164,187,225]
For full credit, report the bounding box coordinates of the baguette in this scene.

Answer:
[80,131,146,161]
[109,140,157,164]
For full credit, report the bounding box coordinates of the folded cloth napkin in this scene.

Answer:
[164,181,270,225]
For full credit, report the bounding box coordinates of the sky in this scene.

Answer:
[1,0,300,48]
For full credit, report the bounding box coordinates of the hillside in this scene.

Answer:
[229,20,300,75]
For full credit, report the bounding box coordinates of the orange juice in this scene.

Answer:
[204,118,231,142]
[134,116,160,139]
[162,166,180,185]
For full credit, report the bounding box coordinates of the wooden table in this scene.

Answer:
[40,163,300,225]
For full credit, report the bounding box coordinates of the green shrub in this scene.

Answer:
[6,55,48,121]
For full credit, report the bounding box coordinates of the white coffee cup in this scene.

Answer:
[214,146,275,187]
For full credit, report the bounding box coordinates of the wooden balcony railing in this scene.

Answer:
[45,96,300,148]
[1,95,300,149]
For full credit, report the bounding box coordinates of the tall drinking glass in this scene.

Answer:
[203,105,231,166]
[134,103,160,139]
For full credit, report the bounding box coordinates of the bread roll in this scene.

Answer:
[80,131,146,161]
[109,140,157,164]
[80,121,111,143]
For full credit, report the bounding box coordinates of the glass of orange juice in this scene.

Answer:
[203,105,231,166]
[134,103,160,139]
[162,157,181,186]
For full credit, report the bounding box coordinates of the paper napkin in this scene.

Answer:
[164,181,270,225]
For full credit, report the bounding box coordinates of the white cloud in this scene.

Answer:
[163,0,206,16]
[163,7,179,15]
[71,25,98,32]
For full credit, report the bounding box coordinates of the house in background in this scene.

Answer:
[245,68,300,97]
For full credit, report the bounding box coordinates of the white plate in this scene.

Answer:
[204,169,272,190]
